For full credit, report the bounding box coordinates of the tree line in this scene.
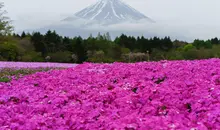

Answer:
[1,30,220,63]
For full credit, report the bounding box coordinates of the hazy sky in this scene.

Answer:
[2,0,220,40]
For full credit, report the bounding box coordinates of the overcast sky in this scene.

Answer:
[2,0,220,40]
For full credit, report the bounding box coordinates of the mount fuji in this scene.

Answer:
[29,0,157,39]
[63,0,154,25]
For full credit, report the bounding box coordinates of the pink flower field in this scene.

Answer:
[0,59,220,129]
[0,62,77,69]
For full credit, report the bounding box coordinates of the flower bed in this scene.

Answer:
[0,59,220,129]
[0,61,77,69]
[0,62,77,82]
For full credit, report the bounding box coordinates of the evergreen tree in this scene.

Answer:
[63,36,71,51]
[44,30,62,52]
[26,32,31,37]
[211,37,219,44]
[103,33,107,40]
[12,33,20,38]
[31,32,46,56]
[97,32,103,40]
[21,31,26,38]
[106,32,111,41]
[161,36,173,51]
[89,33,93,38]
[193,39,212,49]
[75,37,87,63]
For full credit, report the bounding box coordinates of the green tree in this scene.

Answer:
[21,31,26,38]
[183,44,196,51]
[21,51,43,62]
[48,51,72,63]
[0,42,18,61]
[173,40,187,49]
[161,36,173,51]
[107,44,122,59]
[44,30,62,53]
[0,3,13,36]
[74,37,87,63]
[105,32,111,41]
[204,40,212,49]
[193,39,212,49]
[116,34,136,51]
[31,32,46,56]
[97,32,103,40]
[210,37,219,44]
[121,47,131,54]
[63,36,72,51]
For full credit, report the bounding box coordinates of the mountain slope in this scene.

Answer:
[63,0,154,25]
[28,0,157,39]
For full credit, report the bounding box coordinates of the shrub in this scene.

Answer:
[21,55,32,62]
[87,50,105,63]
[121,47,130,54]
[150,49,167,61]
[166,50,184,60]
[48,51,72,63]
[0,55,6,61]
[122,52,148,62]
[0,42,18,61]
[183,44,196,51]
[21,51,44,62]
[71,54,78,63]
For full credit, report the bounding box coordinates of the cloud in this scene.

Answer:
[69,19,220,42]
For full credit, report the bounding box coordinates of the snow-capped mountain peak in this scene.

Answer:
[63,0,154,25]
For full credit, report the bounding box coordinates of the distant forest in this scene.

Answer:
[1,30,220,63]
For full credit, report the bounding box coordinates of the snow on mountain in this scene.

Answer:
[63,0,154,25]
[28,0,157,39]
